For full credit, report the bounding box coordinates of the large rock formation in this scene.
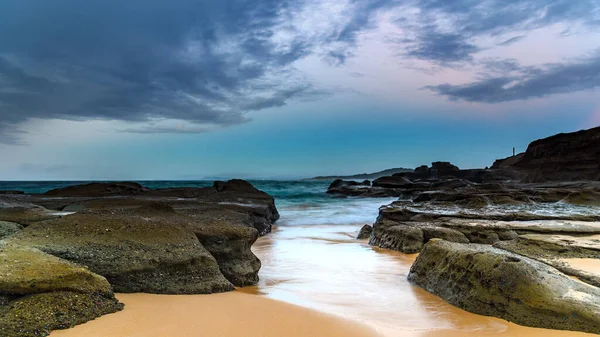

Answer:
[0,179,279,336]
[492,126,600,183]
[408,240,600,334]
[329,127,600,199]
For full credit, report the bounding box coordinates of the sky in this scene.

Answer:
[0,0,599,180]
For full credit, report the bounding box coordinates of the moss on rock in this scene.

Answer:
[408,239,600,334]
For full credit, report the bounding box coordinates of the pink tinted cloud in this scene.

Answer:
[586,106,600,129]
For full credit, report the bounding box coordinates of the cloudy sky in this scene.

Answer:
[1,0,599,180]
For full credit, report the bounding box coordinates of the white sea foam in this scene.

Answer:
[277,197,397,226]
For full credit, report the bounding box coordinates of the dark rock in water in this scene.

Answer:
[45,182,150,197]
[0,244,123,337]
[492,126,600,183]
[357,224,373,239]
[0,221,23,239]
[6,212,235,294]
[408,240,600,334]
[0,190,24,195]
[327,179,376,197]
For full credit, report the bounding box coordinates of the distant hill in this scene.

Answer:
[306,168,413,181]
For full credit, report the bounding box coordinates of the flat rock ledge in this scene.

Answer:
[408,240,600,334]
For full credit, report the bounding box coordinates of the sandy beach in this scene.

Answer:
[563,258,600,277]
[50,292,380,337]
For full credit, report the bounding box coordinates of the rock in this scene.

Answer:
[213,179,259,192]
[0,292,123,337]
[369,201,600,253]
[45,182,150,197]
[0,244,122,337]
[0,207,61,226]
[357,224,373,239]
[0,221,23,239]
[408,240,600,334]
[494,234,600,287]
[193,224,260,286]
[61,204,88,213]
[421,226,469,244]
[7,212,235,294]
[147,187,217,198]
[563,190,600,206]
[210,179,280,230]
[492,126,600,183]
[0,245,112,296]
[0,190,24,195]
[369,224,424,253]
[430,161,460,177]
[372,175,415,189]
[327,179,375,196]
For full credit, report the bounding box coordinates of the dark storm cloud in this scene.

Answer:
[426,55,600,102]
[1,0,600,144]
[0,0,327,143]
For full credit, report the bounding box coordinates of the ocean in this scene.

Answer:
[2,180,596,221]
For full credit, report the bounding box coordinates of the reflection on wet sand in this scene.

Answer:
[563,258,600,277]
[247,224,595,337]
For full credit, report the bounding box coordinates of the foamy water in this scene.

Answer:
[242,193,598,337]
[277,197,398,226]
[245,223,595,337]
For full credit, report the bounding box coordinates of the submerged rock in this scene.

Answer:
[408,240,600,334]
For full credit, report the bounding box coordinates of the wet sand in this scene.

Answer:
[563,258,600,277]
[50,292,380,337]
[242,224,596,337]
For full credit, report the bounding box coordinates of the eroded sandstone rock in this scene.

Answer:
[408,240,600,334]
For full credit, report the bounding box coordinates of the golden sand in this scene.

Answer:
[50,292,380,337]
[563,258,600,277]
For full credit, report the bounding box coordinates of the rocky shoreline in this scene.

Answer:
[0,179,279,337]
[332,127,600,334]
